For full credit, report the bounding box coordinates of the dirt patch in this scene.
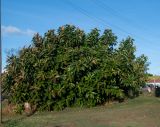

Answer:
[2,103,16,116]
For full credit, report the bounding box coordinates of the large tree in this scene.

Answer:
[2,24,149,111]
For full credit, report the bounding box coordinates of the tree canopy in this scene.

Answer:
[2,24,149,111]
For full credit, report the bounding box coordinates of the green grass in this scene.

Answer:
[1,95,160,127]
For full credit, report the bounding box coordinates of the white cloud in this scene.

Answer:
[1,25,36,36]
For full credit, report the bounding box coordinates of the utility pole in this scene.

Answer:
[0,0,2,123]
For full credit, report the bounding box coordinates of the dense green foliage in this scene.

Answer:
[2,25,149,111]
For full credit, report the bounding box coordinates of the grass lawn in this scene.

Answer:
[1,95,160,127]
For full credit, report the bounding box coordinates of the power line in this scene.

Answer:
[63,0,109,27]
[92,0,160,54]
[63,0,159,54]
[92,0,132,23]
[91,0,160,39]
[64,0,133,36]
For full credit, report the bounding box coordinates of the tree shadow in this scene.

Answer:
[2,115,27,126]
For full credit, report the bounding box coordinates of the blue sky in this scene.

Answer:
[1,0,160,75]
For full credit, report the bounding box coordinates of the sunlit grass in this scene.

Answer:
[2,95,160,127]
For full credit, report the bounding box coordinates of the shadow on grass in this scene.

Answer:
[2,115,27,127]
[2,115,72,127]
